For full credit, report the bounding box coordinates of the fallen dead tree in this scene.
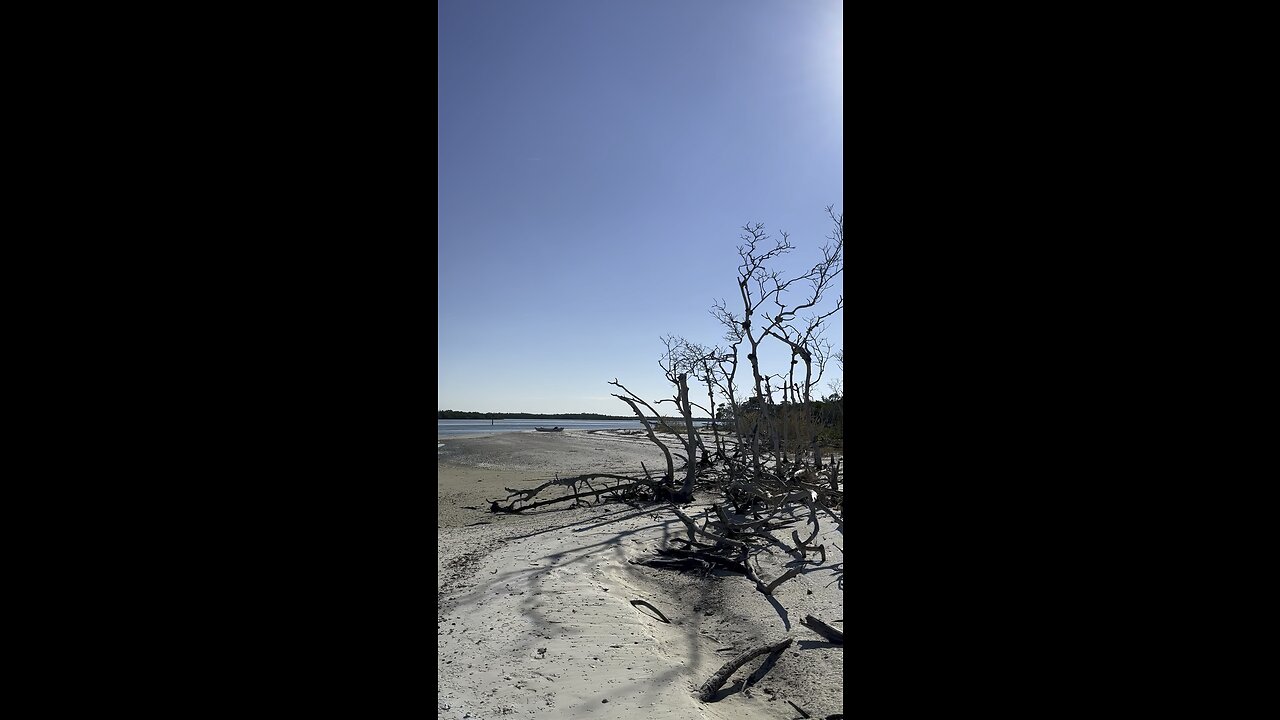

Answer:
[489,472,677,513]
[470,210,843,714]
[639,492,834,596]
[487,453,843,598]
[483,208,844,610]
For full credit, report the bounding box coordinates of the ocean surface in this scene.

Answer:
[437,418,649,438]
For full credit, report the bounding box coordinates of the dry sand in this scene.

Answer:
[437,429,844,719]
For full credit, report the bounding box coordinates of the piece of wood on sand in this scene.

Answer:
[800,615,844,644]
[786,698,812,717]
[629,599,670,624]
[695,637,793,702]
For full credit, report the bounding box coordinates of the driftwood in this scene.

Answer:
[631,556,714,574]
[483,440,842,600]
[758,567,800,595]
[629,599,670,623]
[669,536,716,550]
[712,503,795,536]
[657,547,750,574]
[631,547,752,576]
[791,530,826,564]
[794,501,821,546]
[695,637,793,702]
[489,473,671,513]
[609,379,677,484]
[800,615,843,643]
[670,505,746,548]
[634,542,799,596]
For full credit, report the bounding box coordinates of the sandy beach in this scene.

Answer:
[437,429,844,719]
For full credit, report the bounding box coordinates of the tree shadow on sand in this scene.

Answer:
[440,492,843,716]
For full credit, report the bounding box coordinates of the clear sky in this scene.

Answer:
[439,0,843,415]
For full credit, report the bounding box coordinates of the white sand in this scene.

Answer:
[438,431,844,719]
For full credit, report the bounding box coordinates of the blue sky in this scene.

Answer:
[439,0,843,415]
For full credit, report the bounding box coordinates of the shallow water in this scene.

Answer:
[437,418,648,438]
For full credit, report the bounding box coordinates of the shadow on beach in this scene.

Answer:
[437,433,843,719]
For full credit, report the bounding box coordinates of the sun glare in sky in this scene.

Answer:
[439,1,844,415]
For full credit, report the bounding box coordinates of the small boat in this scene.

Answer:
[534,426,564,432]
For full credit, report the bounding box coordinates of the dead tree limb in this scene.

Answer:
[629,599,670,623]
[668,536,716,550]
[786,699,812,717]
[632,547,752,576]
[712,504,735,534]
[790,532,826,564]
[489,473,670,513]
[740,559,801,596]
[800,615,844,644]
[610,380,676,481]
[695,637,794,702]
[712,503,795,539]
[670,505,746,549]
[761,567,801,595]
[499,473,638,504]
[630,556,713,574]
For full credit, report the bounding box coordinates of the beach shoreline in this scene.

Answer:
[437,431,844,719]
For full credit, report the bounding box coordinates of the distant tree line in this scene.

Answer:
[438,410,714,421]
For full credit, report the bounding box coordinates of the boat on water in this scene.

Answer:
[534,426,564,432]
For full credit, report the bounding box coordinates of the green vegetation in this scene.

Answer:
[723,392,844,452]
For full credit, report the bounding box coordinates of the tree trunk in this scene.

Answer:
[763,377,781,459]
[678,373,697,499]
[704,374,725,459]
[741,293,769,483]
[614,395,674,481]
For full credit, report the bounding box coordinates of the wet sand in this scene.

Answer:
[437,430,844,719]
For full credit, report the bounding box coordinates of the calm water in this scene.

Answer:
[437,418,649,438]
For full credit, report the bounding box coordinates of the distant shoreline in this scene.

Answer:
[440,419,651,440]
[438,413,713,421]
